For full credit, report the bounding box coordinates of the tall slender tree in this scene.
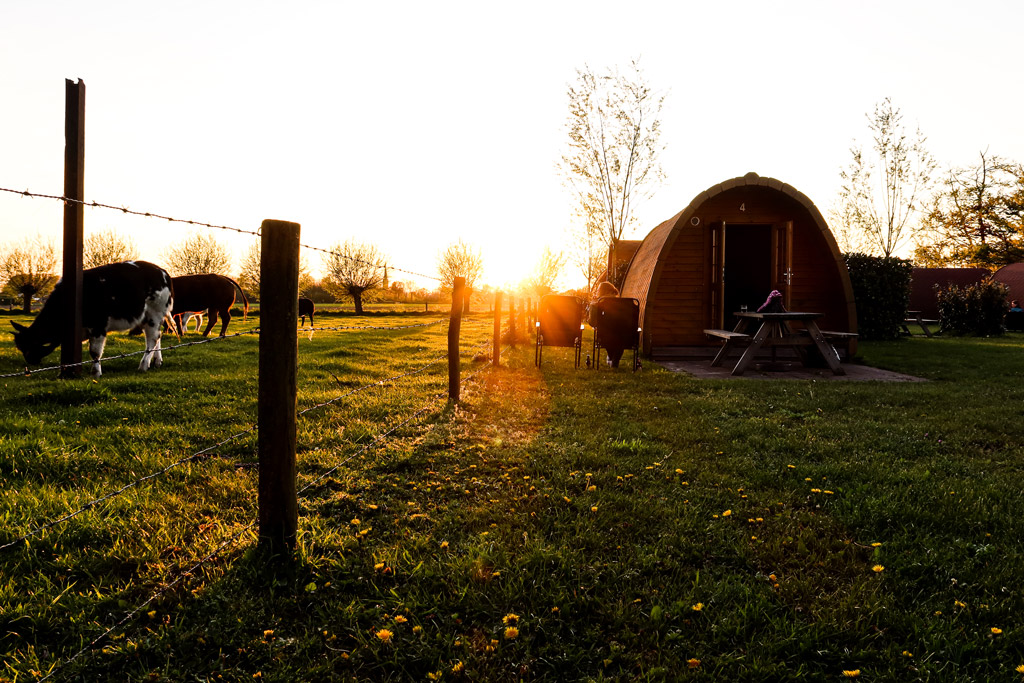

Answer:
[561,59,665,283]
[833,98,937,257]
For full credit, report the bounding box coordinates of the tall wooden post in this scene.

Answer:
[258,219,300,554]
[508,295,516,346]
[60,79,85,379]
[492,291,502,367]
[448,277,465,402]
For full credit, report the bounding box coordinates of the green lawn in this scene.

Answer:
[2,316,1024,681]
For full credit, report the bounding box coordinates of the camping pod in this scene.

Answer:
[619,172,857,357]
[910,267,989,319]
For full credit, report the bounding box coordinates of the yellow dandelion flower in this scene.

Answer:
[687,658,701,669]
[551,606,560,613]
[824,490,834,495]
[722,509,732,517]
[955,600,966,608]
[359,528,370,536]
[787,464,795,469]
[452,660,464,673]
[351,518,360,526]
[769,574,777,582]
[935,611,943,616]
[587,485,597,492]
[376,628,393,642]
[503,613,519,625]
[263,629,274,638]
[563,496,572,503]
[902,651,913,657]
[676,468,684,474]
[591,506,598,512]
[394,615,408,624]
[991,627,1002,635]
[841,670,860,678]
[871,565,884,573]
[374,562,385,571]
[871,542,882,547]
[413,625,423,634]
[1016,664,1024,674]
[805,477,812,481]
[504,626,519,640]
[691,602,703,611]
[440,541,449,550]
[811,488,822,493]
[367,504,378,510]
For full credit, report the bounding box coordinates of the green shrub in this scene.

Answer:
[843,253,913,340]
[935,277,1008,336]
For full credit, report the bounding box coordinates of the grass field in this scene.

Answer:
[2,313,1024,681]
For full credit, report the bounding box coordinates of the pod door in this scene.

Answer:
[722,224,772,329]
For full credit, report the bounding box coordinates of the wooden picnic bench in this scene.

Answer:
[901,310,938,337]
[706,313,848,376]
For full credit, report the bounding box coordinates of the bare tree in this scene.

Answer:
[522,247,568,298]
[0,236,58,313]
[437,239,484,313]
[236,242,314,302]
[561,59,665,280]
[165,232,232,275]
[83,228,139,268]
[323,240,385,314]
[834,98,937,257]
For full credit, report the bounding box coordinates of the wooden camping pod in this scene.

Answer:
[619,172,857,357]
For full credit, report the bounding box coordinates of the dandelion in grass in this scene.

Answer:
[564,496,572,503]
[452,661,464,674]
[503,613,520,625]
[591,505,598,512]
[1016,664,1024,674]
[374,562,385,572]
[872,565,884,573]
[687,658,701,669]
[722,510,732,517]
[587,485,597,492]
[504,626,519,640]
[691,602,704,612]
[440,541,449,550]
[394,615,408,624]
[955,600,966,608]
[351,518,360,526]
[991,627,1002,635]
[413,625,423,634]
[263,629,274,639]
[375,628,393,643]
[902,651,913,658]
[841,670,860,678]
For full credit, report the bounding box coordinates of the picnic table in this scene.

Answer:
[901,310,938,337]
[705,311,851,376]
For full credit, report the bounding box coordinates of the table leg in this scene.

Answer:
[804,320,845,375]
[917,315,934,337]
[732,322,771,376]
[711,318,751,367]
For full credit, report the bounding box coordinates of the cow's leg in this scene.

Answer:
[219,308,231,337]
[138,317,163,371]
[89,335,106,377]
[202,310,218,338]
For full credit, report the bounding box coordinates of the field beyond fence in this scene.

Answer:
[3,321,1024,681]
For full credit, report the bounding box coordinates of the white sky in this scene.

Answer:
[2,0,1022,290]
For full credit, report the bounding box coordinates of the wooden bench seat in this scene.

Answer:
[817,330,859,340]
[703,329,751,341]
[903,318,938,325]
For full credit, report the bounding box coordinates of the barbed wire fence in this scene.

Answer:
[2,182,524,680]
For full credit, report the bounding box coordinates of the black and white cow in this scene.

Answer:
[11,260,174,377]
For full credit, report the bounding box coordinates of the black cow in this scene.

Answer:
[11,260,174,377]
[299,297,315,326]
[170,274,248,337]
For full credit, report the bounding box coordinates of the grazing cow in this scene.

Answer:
[299,297,315,326]
[174,311,204,334]
[11,260,174,377]
[170,274,248,337]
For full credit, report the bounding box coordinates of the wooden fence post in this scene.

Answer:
[258,219,300,554]
[60,78,85,379]
[492,291,502,367]
[448,277,465,402]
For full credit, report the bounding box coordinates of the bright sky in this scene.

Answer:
[2,1,1022,290]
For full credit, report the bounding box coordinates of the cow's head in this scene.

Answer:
[11,321,58,365]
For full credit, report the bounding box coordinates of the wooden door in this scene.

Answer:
[709,222,725,328]
[771,221,793,308]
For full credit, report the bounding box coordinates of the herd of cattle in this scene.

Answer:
[9,260,315,377]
